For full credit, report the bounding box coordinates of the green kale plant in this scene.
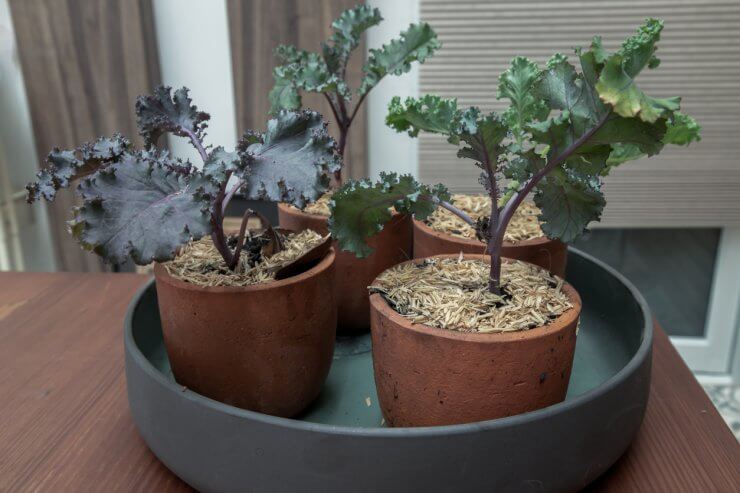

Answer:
[329,19,701,294]
[27,86,340,269]
[268,4,440,182]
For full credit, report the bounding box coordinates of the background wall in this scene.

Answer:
[0,0,55,271]
[8,0,162,272]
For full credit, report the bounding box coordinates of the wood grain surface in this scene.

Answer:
[9,0,161,272]
[227,0,367,180]
[1,272,738,492]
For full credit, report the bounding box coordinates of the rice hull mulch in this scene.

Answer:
[369,254,581,427]
[152,249,337,417]
[413,219,568,278]
[278,203,413,333]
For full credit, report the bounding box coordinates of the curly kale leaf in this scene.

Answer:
[268,71,302,113]
[386,95,507,166]
[514,19,699,242]
[360,22,440,96]
[534,168,605,243]
[329,173,449,257]
[497,57,549,143]
[136,86,210,146]
[269,51,348,115]
[663,112,702,145]
[202,146,243,183]
[594,19,680,123]
[70,151,212,265]
[26,135,130,203]
[324,5,383,74]
[606,112,701,166]
[457,114,508,168]
[270,5,383,113]
[238,110,341,208]
[386,95,478,140]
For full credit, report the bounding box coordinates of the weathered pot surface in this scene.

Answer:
[153,248,336,417]
[413,218,568,278]
[370,253,581,427]
[278,203,412,333]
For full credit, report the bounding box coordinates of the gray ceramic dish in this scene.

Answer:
[125,248,652,493]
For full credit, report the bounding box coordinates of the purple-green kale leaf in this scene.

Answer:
[70,151,212,265]
[26,134,130,203]
[136,86,209,147]
[238,110,340,208]
[329,172,449,257]
[360,22,440,95]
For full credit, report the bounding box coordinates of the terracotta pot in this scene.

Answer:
[278,203,412,333]
[413,218,568,278]
[370,254,581,427]
[153,248,336,417]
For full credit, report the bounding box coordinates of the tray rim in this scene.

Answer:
[124,247,652,437]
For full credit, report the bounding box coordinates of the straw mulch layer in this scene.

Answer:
[369,256,572,333]
[425,194,544,243]
[164,230,325,287]
[302,192,333,216]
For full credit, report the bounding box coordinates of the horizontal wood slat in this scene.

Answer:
[419,0,740,227]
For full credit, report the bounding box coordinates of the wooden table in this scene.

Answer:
[1,272,738,492]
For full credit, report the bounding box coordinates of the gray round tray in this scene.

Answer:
[125,249,652,493]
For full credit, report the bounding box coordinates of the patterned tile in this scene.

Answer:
[702,384,740,440]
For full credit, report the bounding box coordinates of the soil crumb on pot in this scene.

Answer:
[165,230,325,287]
[426,194,543,243]
[369,257,572,333]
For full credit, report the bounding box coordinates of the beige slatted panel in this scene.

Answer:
[419,0,740,227]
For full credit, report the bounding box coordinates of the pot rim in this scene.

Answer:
[153,247,335,294]
[277,202,329,222]
[126,247,652,436]
[413,216,555,248]
[369,254,581,343]
[278,201,406,223]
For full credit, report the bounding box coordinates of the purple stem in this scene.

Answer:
[222,178,244,216]
[183,128,209,162]
[228,208,253,270]
[487,112,611,291]
[434,197,476,227]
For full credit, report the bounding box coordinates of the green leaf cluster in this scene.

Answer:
[330,19,702,256]
[328,172,449,257]
[268,5,440,116]
[381,18,700,244]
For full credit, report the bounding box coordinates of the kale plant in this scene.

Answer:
[27,86,340,269]
[329,19,701,294]
[268,4,440,182]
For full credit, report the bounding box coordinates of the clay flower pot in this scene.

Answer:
[413,218,568,278]
[152,248,337,418]
[278,203,412,333]
[369,254,581,427]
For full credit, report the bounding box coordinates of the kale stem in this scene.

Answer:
[497,112,610,240]
[221,179,243,216]
[323,93,343,129]
[229,208,255,270]
[433,196,476,227]
[211,171,234,266]
[183,128,209,163]
[487,111,611,292]
[348,93,367,125]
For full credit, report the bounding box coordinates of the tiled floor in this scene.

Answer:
[702,384,740,440]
